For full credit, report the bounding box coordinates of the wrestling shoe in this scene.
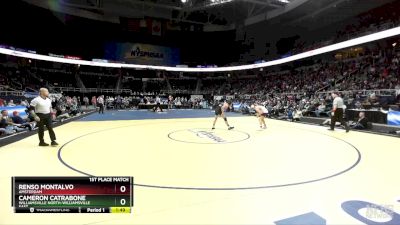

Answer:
[51,141,59,146]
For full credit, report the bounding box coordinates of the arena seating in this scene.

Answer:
[292,0,400,55]
[1,3,400,138]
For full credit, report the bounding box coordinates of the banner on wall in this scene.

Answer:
[213,96,224,101]
[190,95,203,100]
[213,95,236,101]
[225,95,235,100]
[49,93,63,99]
[388,111,400,126]
[104,42,180,66]
[23,92,38,98]
[24,92,61,99]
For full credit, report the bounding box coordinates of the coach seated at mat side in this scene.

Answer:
[0,110,36,135]
[349,112,372,130]
[11,111,36,131]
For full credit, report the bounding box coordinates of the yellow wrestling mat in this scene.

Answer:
[1,114,400,225]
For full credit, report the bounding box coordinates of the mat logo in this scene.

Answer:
[190,130,226,143]
[167,128,250,144]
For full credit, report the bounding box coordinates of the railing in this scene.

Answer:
[160,89,214,95]
[0,90,24,96]
[315,69,359,93]
[275,92,306,96]
[0,85,20,92]
[1,87,398,98]
[24,87,36,92]
[11,80,22,90]
[52,87,133,94]
[316,89,399,96]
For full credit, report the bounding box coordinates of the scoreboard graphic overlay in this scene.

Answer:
[12,177,133,213]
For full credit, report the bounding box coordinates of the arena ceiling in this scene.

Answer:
[22,0,300,30]
[22,0,396,31]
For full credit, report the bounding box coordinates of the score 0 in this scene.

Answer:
[116,184,128,194]
[115,184,130,207]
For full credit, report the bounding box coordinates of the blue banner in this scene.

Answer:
[104,42,180,66]
[387,111,400,126]
[23,91,39,98]
[233,103,241,111]
[0,106,28,119]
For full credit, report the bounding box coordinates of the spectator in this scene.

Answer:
[315,101,326,117]
[0,110,17,135]
[350,112,369,130]
[7,100,16,107]
[20,100,28,106]
[293,107,303,121]
[11,111,36,131]
[83,96,89,108]
[91,96,97,108]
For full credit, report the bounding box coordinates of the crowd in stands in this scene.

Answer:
[1,36,400,137]
[216,47,400,131]
[0,66,42,91]
[99,94,209,110]
[336,51,400,91]
[1,45,399,120]
[32,68,76,88]
[168,78,198,91]
[80,74,118,89]
[292,0,400,55]
[340,0,400,39]
[201,48,398,102]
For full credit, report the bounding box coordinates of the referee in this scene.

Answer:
[30,88,58,146]
[329,92,350,132]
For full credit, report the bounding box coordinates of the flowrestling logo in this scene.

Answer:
[130,47,164,59]
[168,128,250,144]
